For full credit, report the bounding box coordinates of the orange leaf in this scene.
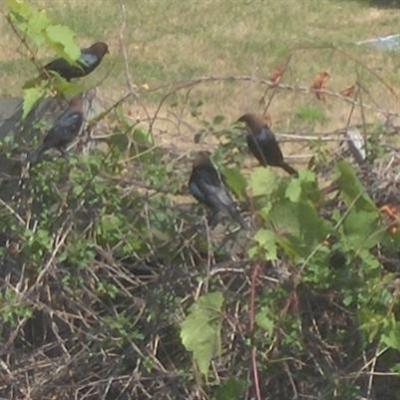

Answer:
[269,65,285,86]
[380,204,400,235]
[311,71,330,102]
[380,204,399,219]
[340,84,357,98]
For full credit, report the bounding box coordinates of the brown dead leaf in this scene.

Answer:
[340,84,357,98]
[260,64,286,104]
[380,204,400,235]
[311,71,330,102]
[269,65,285,86]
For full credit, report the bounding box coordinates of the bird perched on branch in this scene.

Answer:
[238,113,298,176]
[40,42,109,81]
[29,95,85,163]
[1,44,107,139]
[189,151,246,228]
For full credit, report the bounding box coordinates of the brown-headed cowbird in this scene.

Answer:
[41,42,109,81]
[29,95,84,163]
[238,113,298,176]
[189,151,246,227]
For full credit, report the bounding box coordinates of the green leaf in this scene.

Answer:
[249,167,278,197]
[391,363,400,373]
[285,178,302,202]
[296,202,332,247]
[109,133,129,152]
[221,166,247,201]
[336,161,377,212]
[298,170,316,183]
[269,200,300,237]
[6,0,33,20]
[133,128,154,146]
[269,200,332,258]
[22,86,45,118]
[212,115,225,125]
[253,229,278,260]
[180,291,224,376]
[259,204,272,221]
[381,316,400,350]
[7,1,51,46]
[5,0,21,10]
[286,170,319,204]
[26,9,50,46]
[51,76,83,97]
[343,209,382,250]
[215,378,246,400]
[255,305,275,333]
[45,24,80,62]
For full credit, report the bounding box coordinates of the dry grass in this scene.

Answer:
[0,1,400,155]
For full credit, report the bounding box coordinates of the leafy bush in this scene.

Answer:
[1,1,399,399]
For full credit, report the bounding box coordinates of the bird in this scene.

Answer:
[189,151,246,228]
[238,113,298,176]
[29,95,85,163]
[40,42,109,81]
[2,43,107,137]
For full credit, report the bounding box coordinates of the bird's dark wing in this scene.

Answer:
[189,164,221,208]
[247,133,266,166]
[190,163,243,224]
[55,110,83,130]
[44,57,70,74]
[248,127,297,175]
[204,179,236,212]
[44,49,97,80]
[190,173,234,212]
[43,111,83,149]
[249,127,285,167]
[189,179,207,204]
[44,57,84,80]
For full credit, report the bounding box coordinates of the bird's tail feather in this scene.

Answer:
[29,145,46,164]
[281,162,298,176]
[210,208,248,230]
[229,207,249,230]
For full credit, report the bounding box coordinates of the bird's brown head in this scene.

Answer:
[192,150,212,167]
[237,113,266,135]
[68,94,84,112]
[89,42,109,58]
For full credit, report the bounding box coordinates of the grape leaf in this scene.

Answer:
[221,166,247,201]
[253,229,278,260]
[249,167,278,197]
[337,161,376,212]
[256,305,275,333]
[180,291,224,376]
[343,209,382,250]
[22,86,45,119]
[46,24,80,62]
[215,378,246,400]
[269,200,332,257]
[285,178,302,202]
